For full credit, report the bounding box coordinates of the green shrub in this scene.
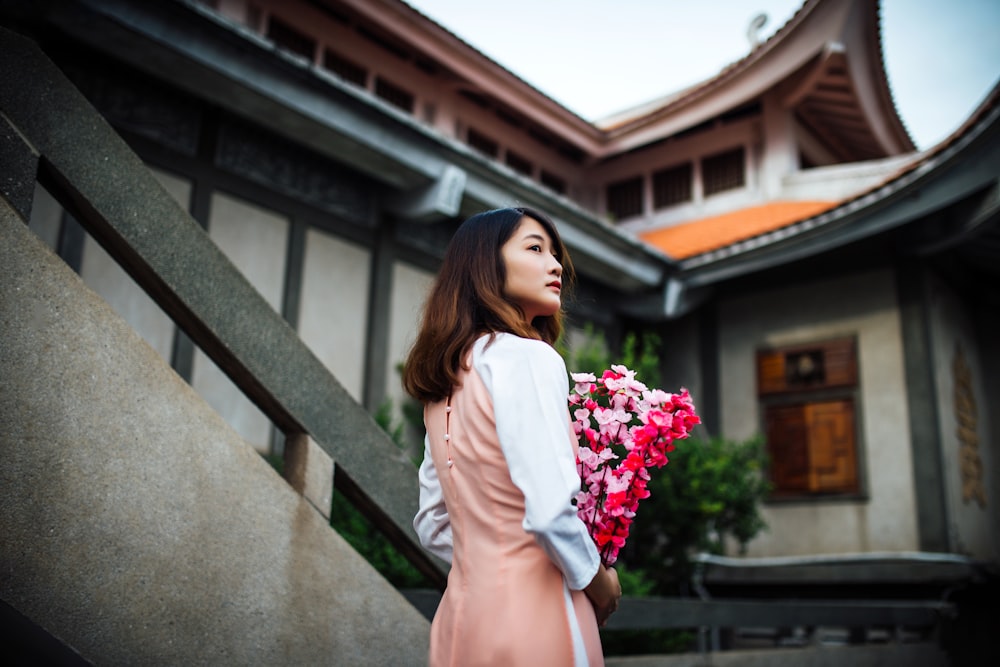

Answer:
[328,398,430,588]
[621,434,771,594]
[562,326,770,595]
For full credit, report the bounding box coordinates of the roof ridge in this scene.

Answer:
[597,0,821,132]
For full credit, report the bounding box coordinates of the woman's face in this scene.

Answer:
[501,216,563,323]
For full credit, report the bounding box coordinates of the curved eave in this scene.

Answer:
[676,86,1000,289]
[599,0,914,157]
[831,0,914,153]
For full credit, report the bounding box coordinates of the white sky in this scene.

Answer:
[402,0,1000,150]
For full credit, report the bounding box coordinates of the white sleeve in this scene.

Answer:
[474,335,601,591]
[413,433,453,564]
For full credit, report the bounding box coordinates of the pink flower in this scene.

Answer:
[642,409,672,430]
[643,388,671,405]
[570,372,597,396]
[577,445,614,472]
[570,365,701,566]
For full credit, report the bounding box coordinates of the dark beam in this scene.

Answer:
[896,261,950,552]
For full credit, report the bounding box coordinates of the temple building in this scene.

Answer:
[4,0,997,566]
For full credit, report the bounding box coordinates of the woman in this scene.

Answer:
[404,207,621,666]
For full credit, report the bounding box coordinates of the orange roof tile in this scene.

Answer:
[639,201,840,259]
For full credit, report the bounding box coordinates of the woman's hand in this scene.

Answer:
[584,565,622,627]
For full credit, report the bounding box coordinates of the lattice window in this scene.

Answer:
[246,4,262,32]
[466,128,499,158]
[757,337,861,497]
[505,150,533,176]
[540,170,567,195]
[323,49,367,87]
[652,162,693,209]
[266,17,315,61]
[374,76,415,113]
[703,147,745,196]
[606,176,644,221]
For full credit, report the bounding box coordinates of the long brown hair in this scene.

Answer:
[402,207,575,404]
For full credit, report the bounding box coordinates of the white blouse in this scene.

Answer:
[413,333,601,591]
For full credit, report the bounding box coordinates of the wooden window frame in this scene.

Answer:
[702,146,745,196]
[757,337,866,501]
[265,17,316,62]
[606,176,644,221]
[323,49,367,87]
[539,170,567,195]
[652,162,693,209]
[465,127,499,158]
[505,149,533,177]
[374,76,415,113]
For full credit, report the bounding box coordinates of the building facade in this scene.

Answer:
[5,0,997,564]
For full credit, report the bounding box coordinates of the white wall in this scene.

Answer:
[191,192,289,452]
[384,261,435,452]
[298,227,372,403]
[718,268,920,557]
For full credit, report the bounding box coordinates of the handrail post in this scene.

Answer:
[284,433,335,520]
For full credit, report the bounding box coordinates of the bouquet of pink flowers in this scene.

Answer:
[569,366,701,566]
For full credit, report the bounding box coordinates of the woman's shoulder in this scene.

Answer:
[477,333,565,369]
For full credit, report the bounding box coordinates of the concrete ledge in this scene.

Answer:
[0,203,429,664]
[605,642,949,667]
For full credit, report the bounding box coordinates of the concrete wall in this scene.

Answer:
[717,269,920,557]
[926,273,998,561]
[658,313,707,431]
[0,203,430,665]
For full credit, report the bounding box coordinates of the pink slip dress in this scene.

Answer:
[416,334,604,666]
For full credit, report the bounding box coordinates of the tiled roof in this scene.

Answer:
[645,80,1000,265]
[638,201,839,259]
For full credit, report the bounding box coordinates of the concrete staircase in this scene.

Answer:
[1,24,434,665]
[0,179,431,666]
